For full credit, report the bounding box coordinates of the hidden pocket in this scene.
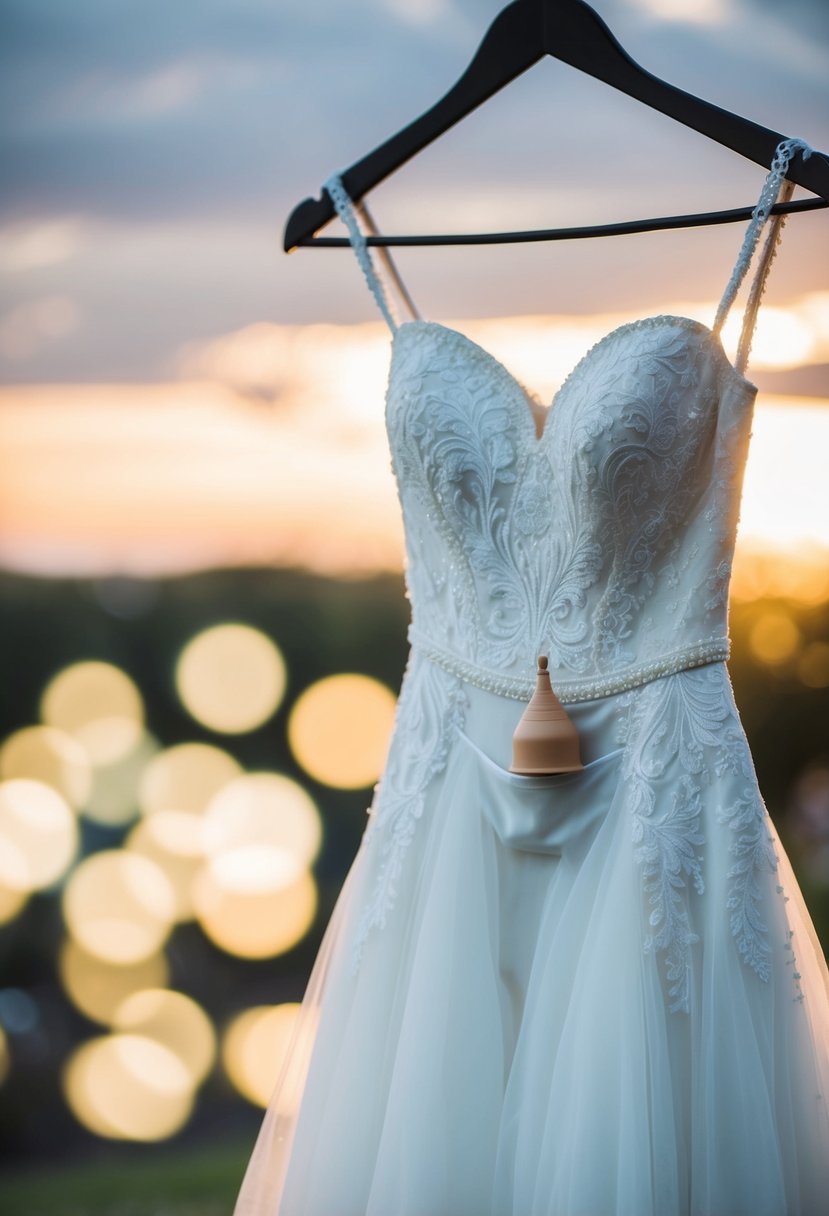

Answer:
[456,727,624,856]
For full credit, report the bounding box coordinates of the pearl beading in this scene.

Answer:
[324,171,399,334]
[407,625,731,703]
[713,137,815,369]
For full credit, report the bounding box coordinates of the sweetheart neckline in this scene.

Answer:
[389,314,758,446]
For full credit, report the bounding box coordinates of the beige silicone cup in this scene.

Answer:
[509,656,584,775]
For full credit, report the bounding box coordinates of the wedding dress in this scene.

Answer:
[233,137,829,1215]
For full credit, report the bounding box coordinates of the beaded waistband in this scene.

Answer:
[407,627,730,703]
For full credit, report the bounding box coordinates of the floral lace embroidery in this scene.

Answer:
[617,664,779,1011]
[718,787,777,981]
[387,318,736,684]
[618,671,710,1013]
[710,679,779,982]
[351,652,467,974]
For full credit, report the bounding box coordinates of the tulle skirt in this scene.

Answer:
[233,661,829,1216]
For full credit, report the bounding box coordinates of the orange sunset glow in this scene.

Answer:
[1,299,827,597]
[1,299,826,603]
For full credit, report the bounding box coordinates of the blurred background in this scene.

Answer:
[1,0,828,1212]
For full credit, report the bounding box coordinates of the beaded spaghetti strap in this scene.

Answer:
[323,173,420,335]
[713,137,814,376]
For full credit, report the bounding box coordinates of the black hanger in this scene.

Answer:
[283,0,828,252]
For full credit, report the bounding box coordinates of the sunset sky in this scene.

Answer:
[1,0,827,585]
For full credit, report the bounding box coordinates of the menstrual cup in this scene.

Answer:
[510,656,584,774]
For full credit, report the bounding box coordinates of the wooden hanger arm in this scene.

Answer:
[546,0,829,198]
[284,1,540,253]
[283,0,829,253]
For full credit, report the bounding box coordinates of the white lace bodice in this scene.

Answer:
[386,313,744,698]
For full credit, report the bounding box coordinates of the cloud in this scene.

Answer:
[62,60,212,124]
[378,0,463,29]
[748,0,829,37]
[624,0,738,26]
[0,296,81,362]
[0,217,85,271]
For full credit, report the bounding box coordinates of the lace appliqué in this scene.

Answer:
[398,339,604,675]
[710,685,780,983]
[618,664,778,1012]
[619,672,709,1013]
[350,652,467,974]
[387,318,735,685]
[718,786,778,982]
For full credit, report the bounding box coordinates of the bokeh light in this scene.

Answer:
[202,772,322,867]
[0,725,92,809]
[40,661,144,765]
[0,988,39,1035]
[175,623,287,734]
[82,729,161,827]
[193,850,317,959]
[138,742,243,817]
[62,1033,195,1140]
[288,673,396,789]
[62,849,176,964]
[749,611,802,666]
[58,938,170,1026]
[798,642,829,689]
[0,1025,9,1086]
[126,810,205,921]
[0,877,27,926]
[112,988,216,1086]
[0,778,79,891]
[222,1003,318,1111]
